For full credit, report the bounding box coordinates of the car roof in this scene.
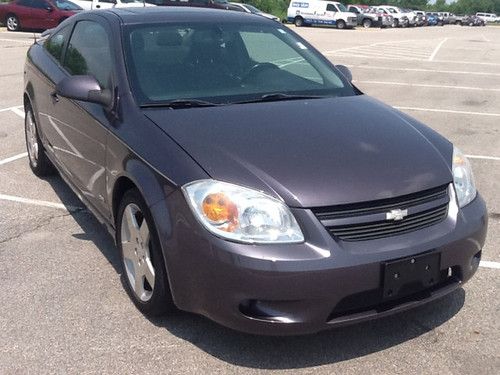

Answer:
[99,6,269,25]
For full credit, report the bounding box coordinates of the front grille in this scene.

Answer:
[312,185,450,241]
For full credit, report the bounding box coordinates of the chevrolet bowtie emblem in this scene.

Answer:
[386,209,408,221]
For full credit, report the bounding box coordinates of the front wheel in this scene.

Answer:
[6,14,20,32]
[294,17,304,27]
[362,18,372,28]
[336,20,346,30]
[392,19,399,28]
[117,189,174,316]
[25,105,54,176]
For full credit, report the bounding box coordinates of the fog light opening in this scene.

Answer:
[239,300,298,323]
[471,251,481,271]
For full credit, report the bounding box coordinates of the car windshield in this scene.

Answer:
[244,4,261,14]
[337,3,347,12]
[54,0,82,10]
[124,22,354,106]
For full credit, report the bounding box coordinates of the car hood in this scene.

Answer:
[145,95,452,208]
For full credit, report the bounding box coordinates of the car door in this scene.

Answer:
[52,19,114,217]
[25,0,53,29]
[11,0,35,28]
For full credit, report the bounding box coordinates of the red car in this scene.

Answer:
[0,0,81,31]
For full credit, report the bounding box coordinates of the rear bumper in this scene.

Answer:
[158,191,487,335]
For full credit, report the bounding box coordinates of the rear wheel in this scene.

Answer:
[294,16,304,27]
[362,18,372,28]
[117,189,174,316]
[25,105,54,176]
[6,14,20,32]
[337,20,346,29]
[392,19,399,28]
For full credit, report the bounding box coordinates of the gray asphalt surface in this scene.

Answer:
[0,24,499,374]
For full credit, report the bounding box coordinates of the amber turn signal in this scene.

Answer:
[202,193,239,231]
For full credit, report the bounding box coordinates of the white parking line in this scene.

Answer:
[349,65,500,77]
[466,155,500,161]
[10,107,25,119]
[0,152,27,166]
[329,54,500,67]
[0,193,82,212]
[0,38,33,45]
[355,80,500,92]
[429,38,449,61]
[395,106,500,118]
[480,261,500,270]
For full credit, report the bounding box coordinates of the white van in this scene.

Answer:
[71,0,155,10]
[287,0,357,29]
[476,13,498,23]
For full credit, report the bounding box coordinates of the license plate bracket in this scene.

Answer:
[383,252,441,300]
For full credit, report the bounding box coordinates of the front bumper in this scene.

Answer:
[158,191,487,335]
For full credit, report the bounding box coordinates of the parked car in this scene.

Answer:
[365,6,393,28]
[287,0,357,29]
[454,14,465,25]
[425,12,439,26]
[412,9,426,26]
[373,6,408,28]
[462,15,486,26]
[229,2,280,22]
[426,12,444,26]
[70,0,155,10]
[347,4,384,28]
[0,0,81,31]
[24,7,487,335]
[476,12,497,23]
[378,5,416,26]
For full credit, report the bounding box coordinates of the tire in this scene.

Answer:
[392,19,399,28]
[6,14,20,32]
[25,104,54,177]
[294,16,304,27]
[362,18,372,28]
[336,20,346,30]
[117,189,174,316]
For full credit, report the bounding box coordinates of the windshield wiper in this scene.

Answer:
[234,93,327,104]
[140,99,222,109]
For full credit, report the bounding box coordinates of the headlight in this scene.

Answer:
[452,147,477,207]
[182,180,304,244]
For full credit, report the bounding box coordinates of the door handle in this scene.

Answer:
[50,92,59,103]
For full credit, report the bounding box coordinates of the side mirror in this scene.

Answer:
[56,75,112,107]
[46,5,54,12]
[336,65,353,82]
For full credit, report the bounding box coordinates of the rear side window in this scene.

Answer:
[44,26,71,62]
[63,21,113,89]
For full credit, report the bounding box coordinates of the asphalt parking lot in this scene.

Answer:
[0,24,499,374]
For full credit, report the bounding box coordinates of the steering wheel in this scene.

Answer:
[241,63,279,85]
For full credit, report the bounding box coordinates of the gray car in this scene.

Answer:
[23,7,487,335]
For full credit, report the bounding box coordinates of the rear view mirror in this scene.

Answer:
[56,75,112,107]
[336,65,353,82]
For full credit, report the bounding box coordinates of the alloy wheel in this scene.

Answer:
[121,203,155,302]
[25,110,39,167]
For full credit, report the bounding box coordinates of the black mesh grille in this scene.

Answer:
[312,185,450,241]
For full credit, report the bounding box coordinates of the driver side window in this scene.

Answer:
[63,21,113,90]
[326,4,336,12]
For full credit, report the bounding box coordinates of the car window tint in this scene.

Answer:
[326,4,336,12]
[64,21,113,89]
[44,26,71,62]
